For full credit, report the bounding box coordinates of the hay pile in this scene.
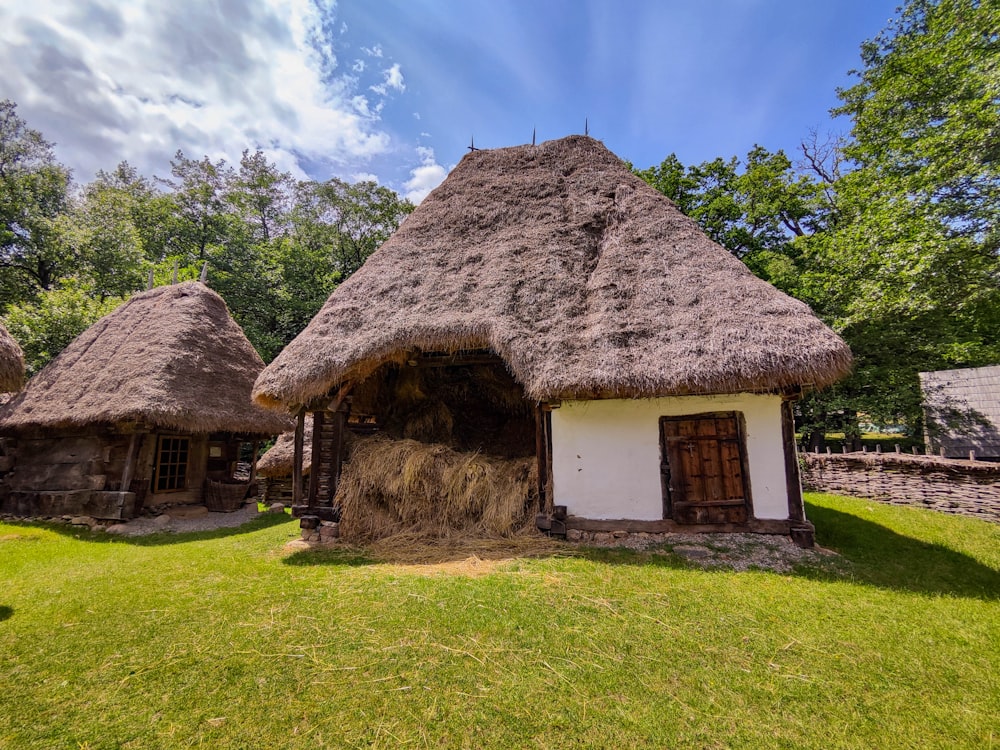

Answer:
[336,435,538,542]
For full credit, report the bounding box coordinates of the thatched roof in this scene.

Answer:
[0,282,292,435]
[254,136,851,409]
[0,319,25,393]
[256,421,313,478]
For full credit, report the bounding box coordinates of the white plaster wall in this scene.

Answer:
[550,394,789,520]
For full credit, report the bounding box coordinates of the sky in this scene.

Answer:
[0,0,901,203]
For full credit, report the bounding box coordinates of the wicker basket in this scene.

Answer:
[204,479,249,512]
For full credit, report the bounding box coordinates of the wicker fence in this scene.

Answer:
[800,451,1000,523]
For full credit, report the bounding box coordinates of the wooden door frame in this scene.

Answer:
[659,411,754,522]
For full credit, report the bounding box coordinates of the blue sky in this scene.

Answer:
[1,0,900,202]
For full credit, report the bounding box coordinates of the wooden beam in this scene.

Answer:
[534,403,547,511]
[248,441,260,485]
[543,408,554,513]
[307,410,325,506]
[330,407,346,502]
[119,431,143,495]
[780,398,807,523]
[564,515,807,536]
[292,409,305,506]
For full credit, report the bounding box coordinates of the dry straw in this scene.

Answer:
[337,435,538,543]
[254,134,852,411]
[0,320,24,393]
[0,282,291,435]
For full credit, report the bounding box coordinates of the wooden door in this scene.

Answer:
[660,412,750,524]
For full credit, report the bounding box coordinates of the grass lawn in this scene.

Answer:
[1,494,998,749]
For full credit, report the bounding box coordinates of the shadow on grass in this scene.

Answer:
[279,507,1000,600]
[800,502,1000,600]
[0,511,295,546]
[0,605,12,622]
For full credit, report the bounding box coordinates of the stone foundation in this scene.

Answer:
[299,516,340,543]
[801,452,1000,522]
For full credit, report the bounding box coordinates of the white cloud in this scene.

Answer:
[361,43,382,58]
[352,59,365,72]
[384,63,405,92]
[403,146,449,203]
[413,112,421,120]
[0,0,396,182]
[370,62,404,97]
[351,171,379,184]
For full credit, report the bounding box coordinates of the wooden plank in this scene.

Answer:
[329,408,345,504]
[119,432,142,494]
[543,408,554,513]
[248,441,260,485]
[292,410,305,506]
[534,403,547,511]
[307,410,325,506]
[565,515,798,535]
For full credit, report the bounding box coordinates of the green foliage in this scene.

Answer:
[836,0,1000,236]
[0,99,72,303]
[3,281,126,374]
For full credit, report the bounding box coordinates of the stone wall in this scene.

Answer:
[801,452,1000,522]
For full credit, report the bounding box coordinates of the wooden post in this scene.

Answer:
[895,444,901,453]
[120,431,142,494]
[780,399,806,524]
[308,410,325,506]
[876,444,882,454]
[248,441,260,484]
[292,409,305,506]
[330,406,346,503]
[535,403,547,511]
[969,450,976,461]
[940,446,946,458]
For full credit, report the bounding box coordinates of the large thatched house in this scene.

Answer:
[0,320,25,394]
[0,282,291,519]
[253,136,852,546]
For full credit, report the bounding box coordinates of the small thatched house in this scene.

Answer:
[256,421,313,505]
[253,136,852,546]
[0,282,291,519]
[0,320,25,394]
[920,365,1000,460]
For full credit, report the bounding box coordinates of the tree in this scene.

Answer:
[0,100,72,303]
[634,146,825,295]
[816,0,1000,438]
[298,178,414,278]
[836,0,1000,237]
[226,149,293,243]
[3,280,125,374]
[158,151,235,262]
[64,163,159,299]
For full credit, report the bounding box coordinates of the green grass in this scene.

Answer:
[1,494,998,749]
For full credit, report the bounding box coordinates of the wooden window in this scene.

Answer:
[660,412,751,524]
[152,435,189,492]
